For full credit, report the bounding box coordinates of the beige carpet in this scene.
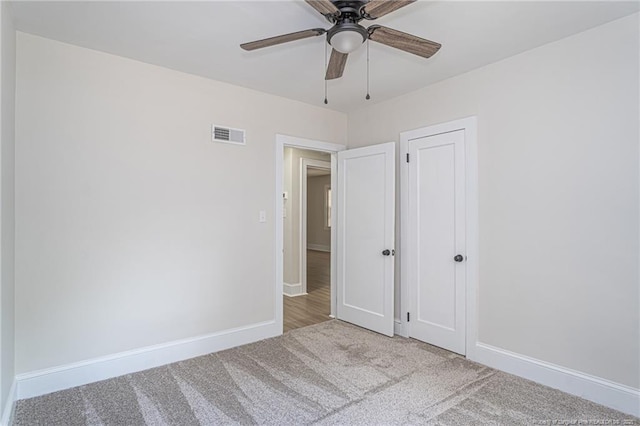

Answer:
[14,320,637,425]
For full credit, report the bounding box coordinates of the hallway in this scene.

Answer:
[283,250,330,332]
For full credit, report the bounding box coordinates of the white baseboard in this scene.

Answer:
[472,342,640,417]
[16,320,278,400]
[307,244,330,252]
[283,282,305,297]
[394,320,406,337]
[1,379,16,426]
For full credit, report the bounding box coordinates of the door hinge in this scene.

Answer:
[406,153,410,163]
[407,312,410,322]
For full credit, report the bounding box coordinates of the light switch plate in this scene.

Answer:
[259,210,266,223]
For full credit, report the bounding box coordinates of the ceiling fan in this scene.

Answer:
[240,0,441,81]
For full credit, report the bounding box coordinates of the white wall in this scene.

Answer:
[282,147,330,285]
[0,0,16,419]
[348,14,639,389]
[15,33,346,374]
[307,174,331,250]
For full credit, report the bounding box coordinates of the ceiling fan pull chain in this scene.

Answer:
[324,41,329,105]
[365,38,371,100]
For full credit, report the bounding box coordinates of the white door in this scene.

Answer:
[408,130,466,354]
[336,142,395,336]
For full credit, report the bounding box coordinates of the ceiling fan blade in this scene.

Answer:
[368,25,441,58]
[363,0,416,19]
[241,28,326,51]
[325,49,348,80]
[305,0,340,17]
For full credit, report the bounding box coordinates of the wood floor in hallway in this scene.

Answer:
[284,249,331,333]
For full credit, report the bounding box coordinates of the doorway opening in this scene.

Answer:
[275,135,396,337]
[275,135,345,335]
[283,148,332,332]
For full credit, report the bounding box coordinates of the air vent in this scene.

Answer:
[212,125,246,145]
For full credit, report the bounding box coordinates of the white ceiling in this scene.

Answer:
[9,1,639,113]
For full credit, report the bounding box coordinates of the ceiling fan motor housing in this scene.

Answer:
[326,1,370,22]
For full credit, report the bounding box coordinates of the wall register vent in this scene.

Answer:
[212,125,246,145]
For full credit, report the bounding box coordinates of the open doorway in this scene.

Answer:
[276,135,396,337]
[283,147,332,332]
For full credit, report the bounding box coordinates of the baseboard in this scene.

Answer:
[16,320,278,401]
[1,379,17,426]
[472,342,640,417]
[394,320,406,337]
[283,282,305,297]
[307,244,330,252]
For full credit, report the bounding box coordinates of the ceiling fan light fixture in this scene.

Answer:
[329,29,365,54]
[327,22,368,54]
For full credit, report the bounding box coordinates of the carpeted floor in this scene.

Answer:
[14,320,637,425]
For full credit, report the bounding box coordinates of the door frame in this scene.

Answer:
[399,117,479,358]
[275,134,346,335]
[300,158,331,295]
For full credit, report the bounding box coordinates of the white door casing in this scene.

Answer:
[300,158,331,294]
[336,142,395,337]
[400,117,478,357]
